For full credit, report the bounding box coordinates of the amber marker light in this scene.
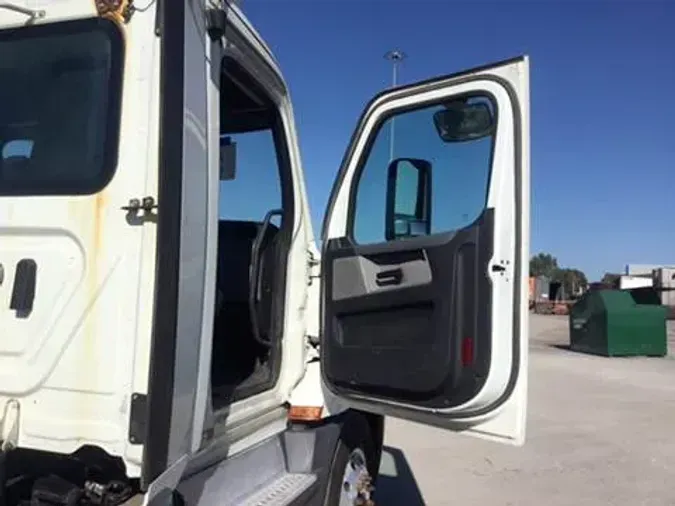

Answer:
[288,406,323,422]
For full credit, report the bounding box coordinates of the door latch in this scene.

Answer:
[490,260,510,279]
[121,196,158,213]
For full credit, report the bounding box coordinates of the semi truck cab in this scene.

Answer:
[0,1,530,504]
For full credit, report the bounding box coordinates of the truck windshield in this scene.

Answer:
[0,18,123,196]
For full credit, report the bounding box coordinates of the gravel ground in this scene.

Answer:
[376,314,675,505]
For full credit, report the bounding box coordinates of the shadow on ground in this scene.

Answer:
[375,446,425,505]
[551,343,673,359]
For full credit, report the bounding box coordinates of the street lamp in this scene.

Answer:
[384,50,407,161]
[384,50,406,88]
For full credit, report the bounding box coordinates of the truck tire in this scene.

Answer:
[323,412,378,506]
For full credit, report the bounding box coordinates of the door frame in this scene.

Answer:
[143,0,213,487]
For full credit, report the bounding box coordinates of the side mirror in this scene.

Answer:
[385,158,432,241]
[220,135,237,181]
[433,99,494,143]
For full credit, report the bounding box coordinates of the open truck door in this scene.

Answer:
[320,57,530,444]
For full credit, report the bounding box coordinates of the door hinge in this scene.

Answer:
[307,249,320,285]
[128,393,147,445]
[121,196,158,213]
[1,399,20,451]
[121,197,158,225]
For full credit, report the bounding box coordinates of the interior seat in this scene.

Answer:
[211,220,279,392]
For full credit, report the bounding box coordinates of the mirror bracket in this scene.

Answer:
[220,136,237,181]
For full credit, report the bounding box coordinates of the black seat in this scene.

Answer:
[211,220,279,391]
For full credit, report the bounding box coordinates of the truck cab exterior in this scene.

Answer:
[0,1,530,505]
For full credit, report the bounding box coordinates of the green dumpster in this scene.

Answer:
[569,289,668,357]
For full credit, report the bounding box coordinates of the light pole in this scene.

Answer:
[384,50,406,161]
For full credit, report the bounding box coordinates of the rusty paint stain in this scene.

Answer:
[86,191,107,323]
[94,192,107,257]
[70,190,108,423]
[80,192,107,405]
[94,0,133,25]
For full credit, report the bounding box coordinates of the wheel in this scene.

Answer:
[324,413,378,506]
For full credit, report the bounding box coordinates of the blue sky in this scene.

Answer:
[239,0,674,281]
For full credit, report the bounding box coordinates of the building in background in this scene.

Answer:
[625,264,675,276]
[653,267,675,307]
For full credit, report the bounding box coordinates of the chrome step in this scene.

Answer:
[240,472,317,506]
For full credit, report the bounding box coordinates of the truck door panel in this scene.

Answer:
[321,57,530,444]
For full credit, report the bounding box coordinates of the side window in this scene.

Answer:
[218,128,282,221]
[352,94,496,244]
[0,19,124,196]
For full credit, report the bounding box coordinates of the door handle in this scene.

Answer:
[10,258,37,317]
[375,268,403,287]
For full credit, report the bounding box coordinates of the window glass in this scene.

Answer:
[0,19,123,196]
[218,128,282,222]
[352,96,496,244]
[393,161,421,217]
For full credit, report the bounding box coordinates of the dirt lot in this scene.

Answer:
[376,314,675,505]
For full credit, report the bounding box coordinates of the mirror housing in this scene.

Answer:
[220,135,237,181]
[433,99,494,143]
[385,158,432,241]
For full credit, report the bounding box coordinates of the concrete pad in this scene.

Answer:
[376,314,675,505]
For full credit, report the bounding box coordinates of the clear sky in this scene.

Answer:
[240,0,675,281]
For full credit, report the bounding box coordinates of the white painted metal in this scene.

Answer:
[288,361,348,419]
[322,58,531,445]
[0,3,161,476]
[0,0,96,28]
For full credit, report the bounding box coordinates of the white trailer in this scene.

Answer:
[0,1,531,504]
[618,275,653,290]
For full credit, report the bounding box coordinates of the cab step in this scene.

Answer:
[177,423,323,506]
[239,472,317,506]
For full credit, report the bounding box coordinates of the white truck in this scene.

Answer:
[0,1,530,505]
